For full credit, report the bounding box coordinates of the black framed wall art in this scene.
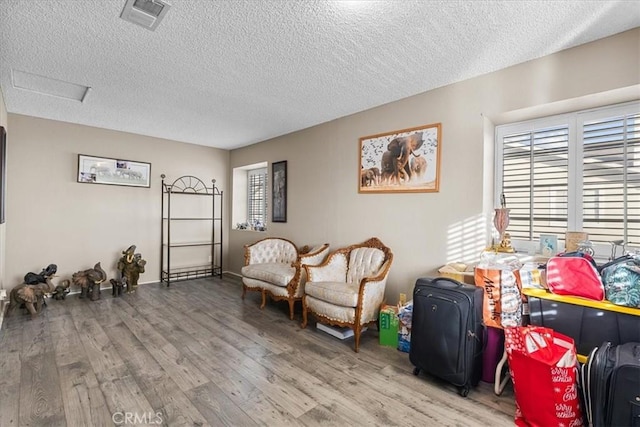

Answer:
[271,160,287,222]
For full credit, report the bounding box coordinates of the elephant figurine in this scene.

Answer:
[24,263,58,285]
[8,269,57,319]
[117,245,146,293]
[51,279,71,300]
[110,277,127,297]
[72,262,107,301]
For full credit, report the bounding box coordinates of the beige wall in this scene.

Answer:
[5,115,229,288]
[0,87,7,293]
[229,29,640,301]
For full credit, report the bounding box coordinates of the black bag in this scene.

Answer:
[410,277,484,397]
[581,341,640,427]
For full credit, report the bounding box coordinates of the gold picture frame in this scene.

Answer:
[359,123,441,193]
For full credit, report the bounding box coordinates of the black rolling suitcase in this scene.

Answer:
[410,277,484,397]
[581,341,640,427]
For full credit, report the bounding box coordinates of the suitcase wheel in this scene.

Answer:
[412,367,420,376]
[458,386,470,397]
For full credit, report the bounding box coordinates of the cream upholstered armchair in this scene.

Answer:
[301,237,393,352]
[241,237,330,320]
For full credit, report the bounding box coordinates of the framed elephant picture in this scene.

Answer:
[359,123,441,193]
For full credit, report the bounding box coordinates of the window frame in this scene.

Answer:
[494,101,639,258]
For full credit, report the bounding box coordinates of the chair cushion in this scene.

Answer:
[241,263,295,287]
[305,281,360,307]
[305,295,355,323]
[346,247,385,285]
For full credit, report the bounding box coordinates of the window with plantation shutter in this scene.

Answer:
[247,167,267,224]
[500,126,569,241]
[579,110,640,247]
[496,101,639,257]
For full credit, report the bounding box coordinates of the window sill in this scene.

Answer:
[232,229,267,233]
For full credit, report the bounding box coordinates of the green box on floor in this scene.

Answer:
[379,305,399,347]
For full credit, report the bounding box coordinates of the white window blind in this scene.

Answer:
[496,102,639,256]
[500,125,569,240]
[247,168,267,224]
[579,111,640,246]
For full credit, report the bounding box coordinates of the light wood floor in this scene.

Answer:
[0,275,515,426]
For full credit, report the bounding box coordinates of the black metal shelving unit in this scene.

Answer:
[161,175,223,286]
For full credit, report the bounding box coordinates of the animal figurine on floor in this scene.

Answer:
[8,265,58,319]
[72,262,107,301]
[110,277,128,297]
[19,263,58,310]
[117,245,146,293]
[51,279,71,300]
[24,263,58,285]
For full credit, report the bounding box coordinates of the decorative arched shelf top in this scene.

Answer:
[161,174,220,195]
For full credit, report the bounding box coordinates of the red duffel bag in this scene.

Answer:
[546,253,604,301]
[505,326,584,427]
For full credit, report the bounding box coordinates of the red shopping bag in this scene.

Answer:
[504,326,584,427]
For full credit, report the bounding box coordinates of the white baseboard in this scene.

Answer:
[224,271,242,278]
[0,300,7,331]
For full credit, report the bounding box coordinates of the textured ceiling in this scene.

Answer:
[0,1,638,149]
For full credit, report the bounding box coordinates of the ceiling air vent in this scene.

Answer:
[120,0,171,31]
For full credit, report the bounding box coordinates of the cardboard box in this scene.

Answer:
[439,270,476,285]
[379,305,399,348]
[438,263,476,285]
